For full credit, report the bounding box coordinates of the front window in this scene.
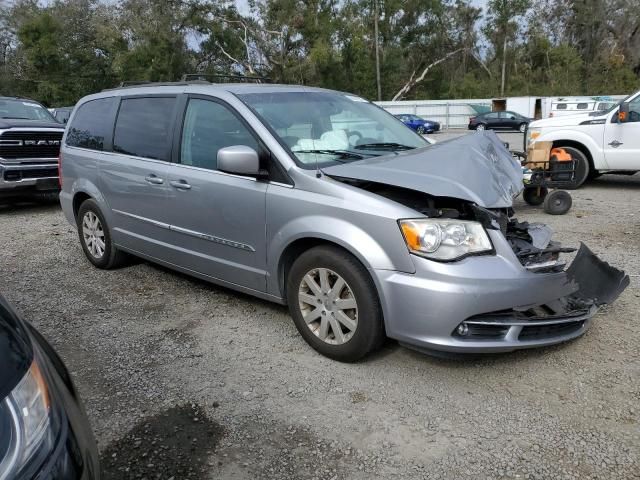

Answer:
[0,98,56,122]
[237,91,428,168]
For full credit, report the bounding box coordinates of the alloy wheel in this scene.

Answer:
[82,211,105,259]
[298,268,358,345]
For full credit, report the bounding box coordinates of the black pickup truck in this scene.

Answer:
[0,97,65,198]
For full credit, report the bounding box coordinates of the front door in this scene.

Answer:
[99,95,177,257]
[164,96,268,292]
[604,95,640,170]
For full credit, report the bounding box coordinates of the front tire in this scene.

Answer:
[543,190,572,215]
[476,123,486,131]
[417,126,426,134]
[77,199,126,269]
[558,146,590,189]
[519,123,527,133]
[286,245,384,362]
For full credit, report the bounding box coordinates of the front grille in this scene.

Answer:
[3,167,58,181]
[0,131,63,159]
[519,320,585,341]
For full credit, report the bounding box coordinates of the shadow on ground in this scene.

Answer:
[100,404,224,479]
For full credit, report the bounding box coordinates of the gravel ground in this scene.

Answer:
[0,130,638,479]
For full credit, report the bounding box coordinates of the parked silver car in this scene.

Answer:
[59,83,629,361]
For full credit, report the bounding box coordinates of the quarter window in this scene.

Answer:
[66,98,115,151]
[113,97,176,161]
[180,99,259,171]
[577,103,589,109]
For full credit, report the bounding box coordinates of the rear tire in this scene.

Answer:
[519,123,527,133]
[417,126,426,134]
[76,199,126,269]
[523,186,548,206]
[476,123,486,131]
[286,245,385,362]
[543,190,572,215]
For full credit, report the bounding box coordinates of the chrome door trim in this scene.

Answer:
[169,224,256,252]
[113,209,256,252]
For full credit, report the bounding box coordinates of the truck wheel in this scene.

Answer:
[286,245,385,362]
[523,186,548,206]
[543,190,572,215]
[76,199,126,269]
[559,146,589,189]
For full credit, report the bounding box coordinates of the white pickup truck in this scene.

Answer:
[526,90,640,188]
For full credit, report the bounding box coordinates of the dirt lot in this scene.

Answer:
[1,130,638,479]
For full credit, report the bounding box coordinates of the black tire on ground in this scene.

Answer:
[523,186,548,206]
[519,123,527,133]
[543,190,572,215]
[417,126,425,134]
[76,198,127,269]
[476,123,486,131]
[286,245,385,362]
[557,146,590,189]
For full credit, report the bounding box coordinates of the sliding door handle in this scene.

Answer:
[169,180,192,190]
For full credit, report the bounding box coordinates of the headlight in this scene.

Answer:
[526,127,541,148]
[0,360,55,480]
[399,219,493,261]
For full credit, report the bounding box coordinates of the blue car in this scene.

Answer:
[395,114,440,134]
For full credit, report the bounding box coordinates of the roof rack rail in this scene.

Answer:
[181,73,271,84]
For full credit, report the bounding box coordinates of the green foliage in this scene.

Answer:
[1,0,639,106]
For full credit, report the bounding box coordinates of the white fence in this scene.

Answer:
[376,99,491,129]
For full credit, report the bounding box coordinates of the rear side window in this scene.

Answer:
[113,97,175,161]
[577,103,589,109]
[66,98,115,151]
[556,103,567,110]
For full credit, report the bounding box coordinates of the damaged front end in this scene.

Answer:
[330,177,630,350]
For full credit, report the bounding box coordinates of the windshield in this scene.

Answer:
[237,91,429,168]
[0,99,56,122]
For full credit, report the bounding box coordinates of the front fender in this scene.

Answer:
[534,129,605,169]
[267,215,415,296]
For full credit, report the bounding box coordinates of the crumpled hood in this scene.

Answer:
[0,119,64,130]
[323,131,523,208]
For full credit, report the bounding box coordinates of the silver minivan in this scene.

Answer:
[59,83,629,361]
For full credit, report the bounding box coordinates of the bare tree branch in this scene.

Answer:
[391,48,464,101]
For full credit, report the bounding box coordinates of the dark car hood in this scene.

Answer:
[0,296,33,400]
[323,131,523,208]
[0,119,64,129]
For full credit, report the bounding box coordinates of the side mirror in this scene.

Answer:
[509,115,516,120]
[217,145,260,176]
[618,102,629,123]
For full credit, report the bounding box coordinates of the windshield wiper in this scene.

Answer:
[293,149,364,159]
[354,142,416,151]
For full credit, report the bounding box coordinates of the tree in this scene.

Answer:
[484,0,530,96]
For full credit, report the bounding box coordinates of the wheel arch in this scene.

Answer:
[551,140,595,173]
[277,237,380,302]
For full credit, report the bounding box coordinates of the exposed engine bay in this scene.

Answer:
[334,179,574,273]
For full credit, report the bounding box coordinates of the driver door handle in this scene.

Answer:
[169,179,192,190]
[144,174,164,185]
[608,140,623,148]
